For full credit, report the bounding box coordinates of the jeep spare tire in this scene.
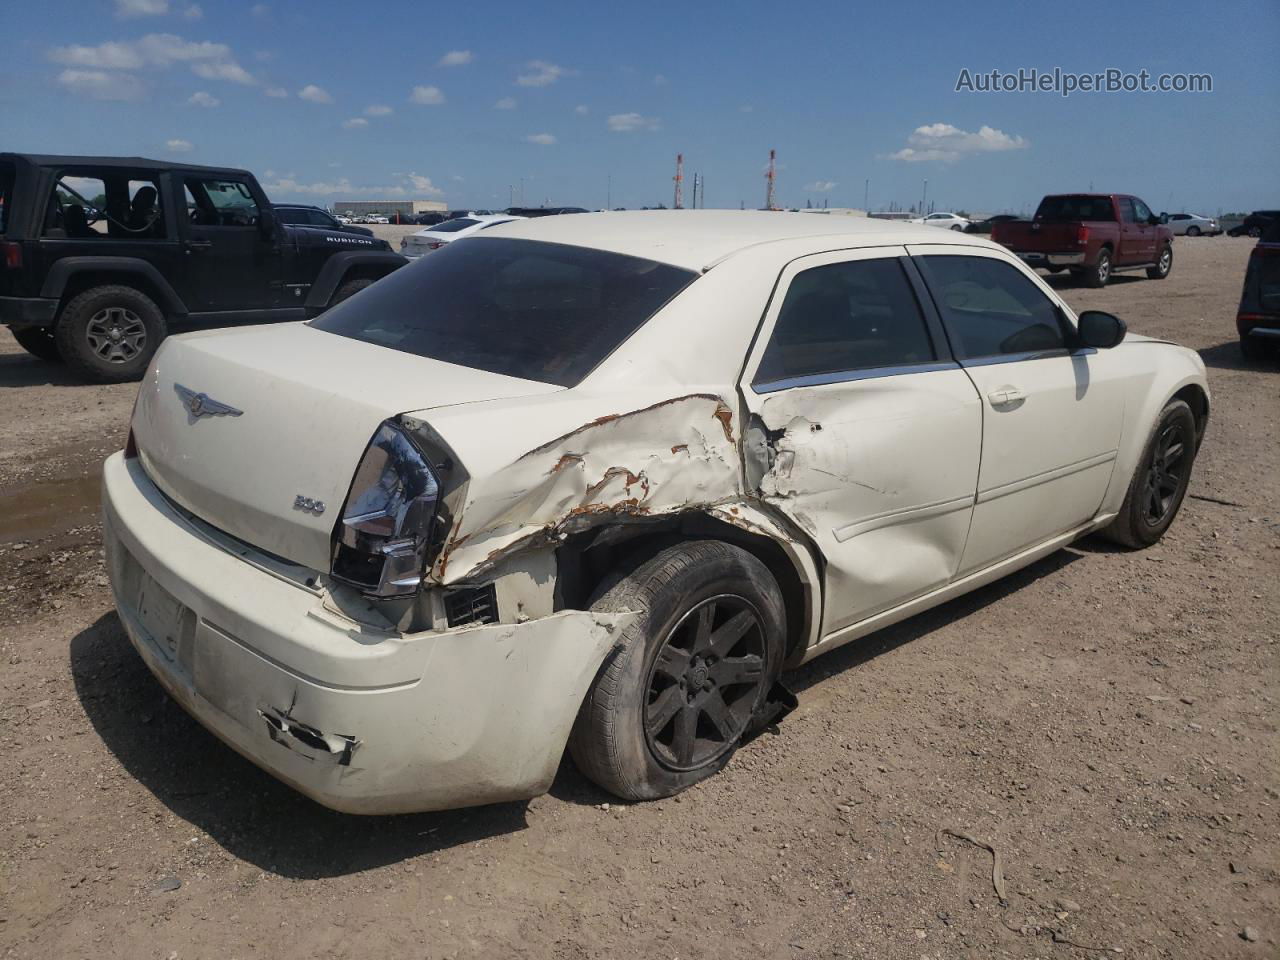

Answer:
[54,285,166,383]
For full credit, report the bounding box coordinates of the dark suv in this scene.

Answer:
[0,153,405,382]
[273,203,375,237]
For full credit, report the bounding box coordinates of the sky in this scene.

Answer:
[2,0,1277,215]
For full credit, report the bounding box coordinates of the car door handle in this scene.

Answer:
[988,387,1025,406]
[184,240,213,254]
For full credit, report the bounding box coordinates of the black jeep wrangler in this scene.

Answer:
[0,153,406,382]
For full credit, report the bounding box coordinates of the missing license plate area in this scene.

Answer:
[136,574,193,662]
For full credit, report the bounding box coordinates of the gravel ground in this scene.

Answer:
[0,236,1276,960]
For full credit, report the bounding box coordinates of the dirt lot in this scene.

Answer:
[1,236,1276,960]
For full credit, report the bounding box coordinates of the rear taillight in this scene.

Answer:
[427,241,444,250]
[1,241,21,269]
[1076,226,1090,247]
[331,420,441,598]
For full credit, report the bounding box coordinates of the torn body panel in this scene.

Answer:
[743,371,983,636]
[418,391,745,586]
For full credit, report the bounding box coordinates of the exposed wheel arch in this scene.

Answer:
[1172,382,1209,448]
[554,510,819,670]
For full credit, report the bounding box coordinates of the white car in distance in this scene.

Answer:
[1165,213,1221,237]
[910,211,971,231]
[400,214,525,258]
[102,211,1209,814]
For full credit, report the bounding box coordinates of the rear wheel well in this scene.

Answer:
[1172,383,1209,447]
[56,272,170,321]
[555,513,812,666]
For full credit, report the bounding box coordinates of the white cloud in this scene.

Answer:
[182,4,203,19]
[653,73,667,85]
[298,84,332,103]
[739,104,754,113]
[49,33,254,85]
[574,104,588,115]
[253,50,273,62]
[115,0,167,16]
[409,85,445,105]
[364,104,392,116]
[192,59,254,84]
[494,96,516,110]
[187,90,219,107]
[525,132,556,145]
[516,60,571,87]
[264,85,288,98]
[342,117,368,129]
[437,50,472,67]
[607,112,660,132]
[890,122,1028,164]
[165,138,194,152]
[56,69,145,101]
[48,41,145,70]
[803,180,837,193]
[407,173,443,196]
[250,3,269,16]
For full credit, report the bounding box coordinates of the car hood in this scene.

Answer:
[130,323,560,572]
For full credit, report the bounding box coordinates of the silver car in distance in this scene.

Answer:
[102,211,1209,813]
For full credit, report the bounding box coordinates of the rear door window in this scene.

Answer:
[44,172,164,239]
[753,257,937,388]
[919,255,1068,360]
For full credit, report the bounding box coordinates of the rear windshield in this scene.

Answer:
[431,218,480,233]
[311,237,697,387]
[1034,196,1115,222]
[0,161,14,234]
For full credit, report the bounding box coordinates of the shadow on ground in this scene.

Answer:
[0,351,86,389]
[70,613,530,879]
[1199,340,1279,373]
[73,544,1087,871]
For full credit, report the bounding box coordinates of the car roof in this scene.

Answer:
[0,152,250,176]
[481,209,993,271]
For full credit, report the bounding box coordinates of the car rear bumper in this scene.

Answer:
[0,296,59,329]
[1017,252,1087,267]
[1239,322,1280,340]
[102,452,634,814]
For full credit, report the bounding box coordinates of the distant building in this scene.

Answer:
[331,199,447,217]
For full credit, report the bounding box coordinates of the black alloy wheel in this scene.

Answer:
[643,595,766,771]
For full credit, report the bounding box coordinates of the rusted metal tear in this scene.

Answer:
[712,403,735,443]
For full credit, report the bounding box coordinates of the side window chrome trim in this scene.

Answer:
[957,349,1071,368]
[752,359,962,395]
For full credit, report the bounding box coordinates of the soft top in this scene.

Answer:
[0,152,251,177]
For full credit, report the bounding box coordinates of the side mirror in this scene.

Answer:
[1077,310,1127,349]
[1150,214,1164,226]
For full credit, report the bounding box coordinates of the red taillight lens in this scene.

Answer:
[1,241,21,269]
[1076,226,1090,247]
[427,241,444,250]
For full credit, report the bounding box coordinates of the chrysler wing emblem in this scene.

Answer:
[175,383,243,419]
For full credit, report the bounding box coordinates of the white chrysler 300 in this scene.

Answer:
[102,212,1209,814]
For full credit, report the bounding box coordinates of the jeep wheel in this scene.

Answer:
[12,327,63,363]
[1085,249,1112,288]
[330,278,373,307]
[1146,244,1173,280]
[54,285,165,383]
[570,540,785,801]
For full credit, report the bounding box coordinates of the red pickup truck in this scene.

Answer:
[991,194,1175,288]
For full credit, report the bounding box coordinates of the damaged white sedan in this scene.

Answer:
[102,211,1209,814]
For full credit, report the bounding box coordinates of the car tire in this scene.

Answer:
[1100,399,1197,549]
[950,224,964,231]
[330,277,373,307]
[569,540,786,802]
[1085,249,1112,288]
[54,285,165,383]
[12,327,63,363]
[1248,226,1262,238]
[1146,244,1173,280]
[1046,265,1065,274]
[1185,226,1201,237]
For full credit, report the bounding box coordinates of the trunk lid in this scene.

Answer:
[132,323,559,571]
